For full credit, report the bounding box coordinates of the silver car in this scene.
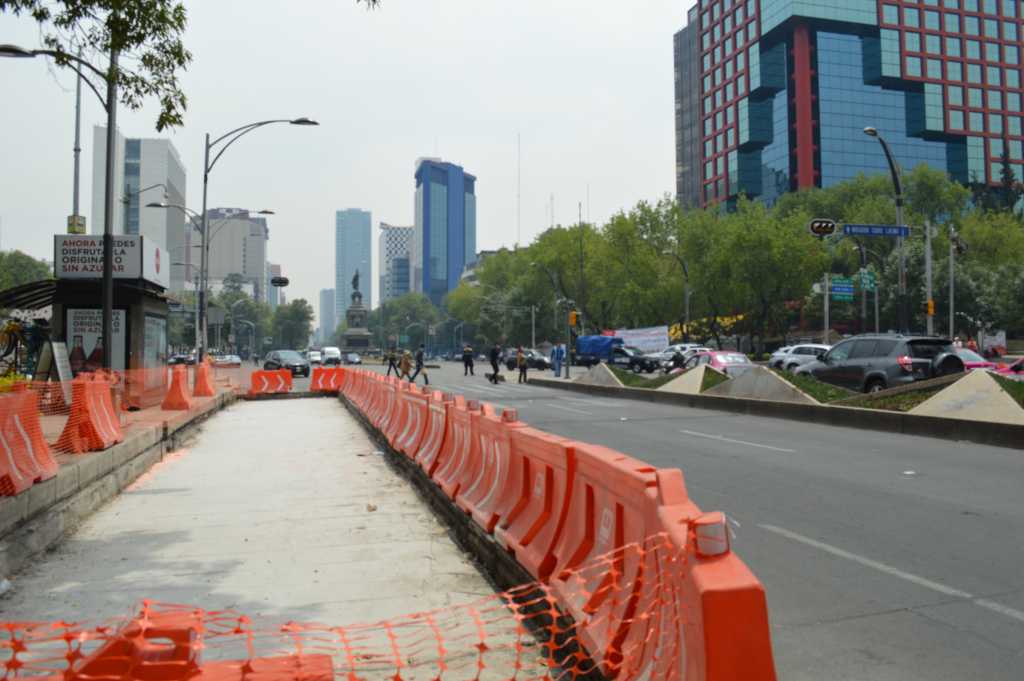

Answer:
[774,344,830,371]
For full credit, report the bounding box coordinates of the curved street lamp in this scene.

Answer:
[197,117,319,360]
[863,127,908,332]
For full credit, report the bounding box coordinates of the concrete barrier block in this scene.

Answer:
[54,464,81,504]
[25,477,58,522]
[76,453,103,489]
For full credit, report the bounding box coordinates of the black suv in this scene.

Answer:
[263,350,311,377]
[798,334,964,393]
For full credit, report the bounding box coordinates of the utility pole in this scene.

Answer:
[949,228,956,338]
[72,46,82,232]
[516,132,521,248]
[101,46,119,370]
[874,286,880,333]
[925,219,934,335]
[578,202,585,335]
[823,272,830,344]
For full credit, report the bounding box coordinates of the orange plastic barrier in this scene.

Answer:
[162,365,193,410]
[366,375,390,430]
[193,360,216,397]
[413,390,451,475]
[393,385,429,457]
[55,374,124,453]
[0,388,59,496]
[493,427,576,580]
[379,379,405,446]
[310,366,343,393]
[455,408,525,533]
[431,397,482,500]
[248,369,291,396]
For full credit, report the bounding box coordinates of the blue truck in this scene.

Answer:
[574,335,658,373]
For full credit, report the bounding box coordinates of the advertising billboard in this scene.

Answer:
[613,325,670,354]
[54,235,169,289]
[66,308,127,373]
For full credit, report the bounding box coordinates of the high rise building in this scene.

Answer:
[674,0,1024,208]
[319,288,336,343]
[335,209,372,320]
[413,158,477,306]
[378,223,413,304]
[91,127,189,290]
[204,208,269,301]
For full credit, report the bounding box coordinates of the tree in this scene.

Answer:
[272,299,314,350]
[363,293,440,348]
[0,250,52,291]
[1,0,192,131]
[222,273,247,293]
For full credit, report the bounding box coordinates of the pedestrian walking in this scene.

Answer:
[399,350,413,380]
[489,343,502,384]
[410,344,429,385]
[385,347,400,376]
[516,345,528,384]
[462,344,475,376]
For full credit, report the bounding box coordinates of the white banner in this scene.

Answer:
[614,325,670,354]
[66,308,127,373]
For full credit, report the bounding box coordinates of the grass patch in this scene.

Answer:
[770,369,855,404]
[700,368,729,392]
[608,366,679,389]
[992,374,1024,409]
[841,387,945,412]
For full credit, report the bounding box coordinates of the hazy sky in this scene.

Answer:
[0,1,686,326]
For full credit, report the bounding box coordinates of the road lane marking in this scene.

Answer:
[759,524,1024,624]
[546,403,592,415]
[680,429,796,453]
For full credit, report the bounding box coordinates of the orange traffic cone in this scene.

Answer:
[162,365,192,411]
[193,360,215,397]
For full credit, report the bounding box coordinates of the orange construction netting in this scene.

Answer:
[1,537,685,681]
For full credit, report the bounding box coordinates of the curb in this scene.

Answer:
[528,377,1024,450]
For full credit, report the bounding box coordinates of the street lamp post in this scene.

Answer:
[1,43,121,368]
[863,127,908,332]
[197,117,318,361]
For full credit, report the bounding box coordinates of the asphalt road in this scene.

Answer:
[370,362,1024,681]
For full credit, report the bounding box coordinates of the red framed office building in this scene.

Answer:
[674,0,1023,208]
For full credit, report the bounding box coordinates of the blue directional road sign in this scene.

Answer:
[843,224,910,238]
[831,277,855,301]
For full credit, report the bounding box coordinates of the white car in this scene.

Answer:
[772,344,830,371]
[322,346,342,366]
[307,350,322,365]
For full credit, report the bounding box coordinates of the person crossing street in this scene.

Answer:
[488,343,502,384]
[385,347,399,377]
[462,344,475,376]
[409,344,429,385]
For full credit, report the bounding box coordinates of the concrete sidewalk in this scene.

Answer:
[1,398,496,624]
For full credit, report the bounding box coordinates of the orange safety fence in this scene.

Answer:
[339,368,777,681]
[2,536,692,681]
[249,369,292,396]
[0,364,241,498]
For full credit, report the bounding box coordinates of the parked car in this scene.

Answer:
[168,354,195,366]
[797,334,964,393]
[213,354,241,367]
[322,346,342,366]
[660,346,713,372]
[682,351,756,377]
[264,350,311,377]
[344,353,362,365]
[956,348,997,372]
[771,344,831,371]
[503,348,552,371]
[307,350,322,365]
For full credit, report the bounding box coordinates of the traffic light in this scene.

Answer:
[927,299,935,316]
[568,310,578,327]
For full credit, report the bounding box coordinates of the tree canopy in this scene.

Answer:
[0,250,52,291]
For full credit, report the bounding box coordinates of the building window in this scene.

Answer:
[1007,92,1021,112]
[987,66,1001,85]
[966,40,981,59]
[1004,0,1018,17]
[967,63,982,83]
[1005,69,1019,87]
[950,110,965,129]
[906,56,922,77]
[946,37,961,56]
[1009,117,1022,135]
[926,34,941,54]
[988,89,1003,109]
[883,4,899,23]
[965,16,980,35]
[927,59,943,78]
[947,60,963,80]
[970,111,985,131]
[949,85,964,105]
[906,32,921,52]
[969,87,983,107]
[984,18,999,37]
[983,0,996,15]
[924,10,940,29]
[1004,45,1019,65]
[944,13,961,32]
[964,0,978,9]
[905,7,920,26]
[1005,22,1018,41]
[986,42,1000,61]
[989,113,1003,134]
[944,0,959,7]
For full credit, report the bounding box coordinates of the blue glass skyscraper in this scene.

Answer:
[335,209,372,320]
[413,159,477,306]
